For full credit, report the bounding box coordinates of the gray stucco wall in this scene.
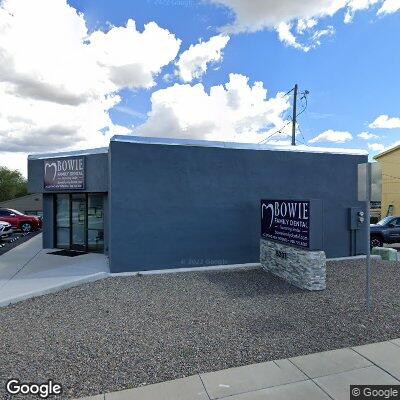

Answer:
[109,141,368,273]
[28,153,109,194]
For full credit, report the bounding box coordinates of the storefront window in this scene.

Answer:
[71,194,86,251]
[56,194,70,249]
[88,194,104,252]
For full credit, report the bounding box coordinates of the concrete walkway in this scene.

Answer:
[0,234,109,307]
[78,339,400,400]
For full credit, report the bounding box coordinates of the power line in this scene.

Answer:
[296,90,309,119]
[375,161,400,165]
[259,85,309,145]
[258,118,292,144]
[290,87,309,145]
[258,100,309,145]
[297,124,306,144]
[382,173,400,180]
[284,87,295,96]
[294,91,309,144]
[291,84,298,146]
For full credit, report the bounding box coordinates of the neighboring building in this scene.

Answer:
[28,135,368,273]
[374,145,400,217]
[370,162,382,222]
[0,193,43,217]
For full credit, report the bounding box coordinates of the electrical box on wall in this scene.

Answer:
[348,207,365,230]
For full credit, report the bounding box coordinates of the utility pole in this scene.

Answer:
[291,84,298,146]
[366,162,372,311]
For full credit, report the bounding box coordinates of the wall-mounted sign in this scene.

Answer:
[261,199,310,249]
[44,156,85,190]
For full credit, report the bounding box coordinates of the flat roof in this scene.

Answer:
[28,147,108,160]
[374,144,400,160]
[111,135,368,156]
[0,193,42,205]
[27,136,368,160]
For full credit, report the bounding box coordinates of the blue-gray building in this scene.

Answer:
[28,135,368,273]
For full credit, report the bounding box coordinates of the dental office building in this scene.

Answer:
[28,135,368,273]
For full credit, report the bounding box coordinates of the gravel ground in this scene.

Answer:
[1,259,400,399]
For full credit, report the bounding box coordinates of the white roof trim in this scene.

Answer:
[374,143,400,159]
[111,135,368,156]
[28,147,108,160]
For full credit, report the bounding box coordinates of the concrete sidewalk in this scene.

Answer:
[0,234,109,307]
[78,339,400,400]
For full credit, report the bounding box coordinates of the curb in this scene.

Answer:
[0,271,109,308]
[110,262,261,277]
[327,255,382,261]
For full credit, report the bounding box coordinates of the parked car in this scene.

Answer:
[0,208,42,232]
[0,221,13,239]
[370,216,400,247]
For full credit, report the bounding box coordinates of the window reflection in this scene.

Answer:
[56,194,70,249]
[88,194,104,252]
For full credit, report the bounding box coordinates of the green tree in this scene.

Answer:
[0,166,28,202]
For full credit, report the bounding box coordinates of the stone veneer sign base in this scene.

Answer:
[260,239,326,291]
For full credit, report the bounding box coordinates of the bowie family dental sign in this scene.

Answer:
[44,156,85,190]
[261,199,310,249]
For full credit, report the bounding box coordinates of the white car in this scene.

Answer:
[0,221,13,239]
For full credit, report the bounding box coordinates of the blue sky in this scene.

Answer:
[72,0,400,154]
[1,0,400,173]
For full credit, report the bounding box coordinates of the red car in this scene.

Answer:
[0,208,42,232]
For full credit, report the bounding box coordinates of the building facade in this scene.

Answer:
[28,136,368,273]
[0,193,43,216]
[374,145,400,217]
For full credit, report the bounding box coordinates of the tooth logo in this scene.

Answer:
[261,202,274,228]
[44,162,57,181]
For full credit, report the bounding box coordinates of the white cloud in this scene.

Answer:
[368,142,385,151]
[296,18,318,34]
[378,0,400,14]
[0,0,181,173]
[277,22,311,52]
[358,131,380,139]
[369,114,400,129]
[209,0,398,50]
[276,22,334,52]
[90,19,181,89]
[309,129,353,143]
[377,140,400,155]
[135,73,291,143]
[312,26,335,43]
[175,35,230,82]
[209,0,347,32]
[344,0,380,23]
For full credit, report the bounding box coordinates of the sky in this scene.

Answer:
[1,0,400,176]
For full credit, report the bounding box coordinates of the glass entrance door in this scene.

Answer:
[55,193,104,252]
[71,194,86,251]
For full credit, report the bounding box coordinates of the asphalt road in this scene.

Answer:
[0,230,41,256]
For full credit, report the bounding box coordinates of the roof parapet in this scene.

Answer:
[111,135,368,156]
